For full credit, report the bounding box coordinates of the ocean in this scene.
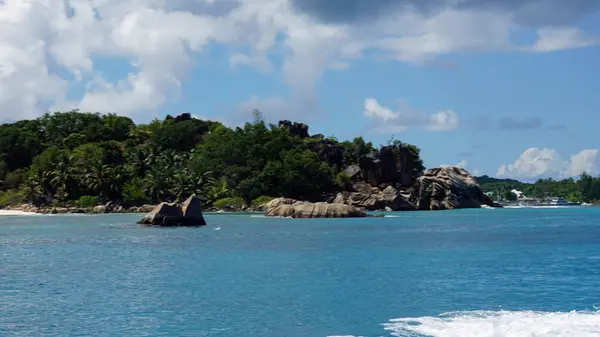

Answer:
[1,208,600,336]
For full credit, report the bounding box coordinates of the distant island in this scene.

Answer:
[476,175,600,204]
[0,110,597,214]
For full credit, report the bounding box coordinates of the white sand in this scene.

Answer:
[0,210,40,216]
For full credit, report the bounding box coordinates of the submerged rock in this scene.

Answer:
[138,195,206,227]
[409,166,495,210]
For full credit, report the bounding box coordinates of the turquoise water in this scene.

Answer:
[2,208,600,336]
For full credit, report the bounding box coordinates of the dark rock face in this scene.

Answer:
[358,145,418,189]
[180,194,208,226]
[279,120,309,138]
[166,113,193,123]
[138,195,207,227]
[306,139,345,171]
[409,167,494,210]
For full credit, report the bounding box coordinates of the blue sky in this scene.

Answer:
[1,0,600,181]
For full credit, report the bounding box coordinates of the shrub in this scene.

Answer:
[0,189,25,207]
[122,177,150,205]
[76,195,98,208]
[3,169,27,190]
[335,171,351,189]
[251,196,275,207]
[213,197,245,209]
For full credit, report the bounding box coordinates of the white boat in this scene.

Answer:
[548,197,571,206]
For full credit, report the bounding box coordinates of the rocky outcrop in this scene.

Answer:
[306,139,345,171]
[334,185,416,211]
[279,120,309,138]
[265,199,368,218]
[138,195,207,227]
[180,194,207,226]
[409,167,495,210]
[166,112,192,123]
[359,145,421,188]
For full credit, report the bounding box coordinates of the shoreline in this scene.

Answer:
[0,209,42,216]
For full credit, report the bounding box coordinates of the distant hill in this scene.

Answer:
[474,175,528,186]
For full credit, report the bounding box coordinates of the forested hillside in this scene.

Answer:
[476,175,600,202]
[0,111,424,209]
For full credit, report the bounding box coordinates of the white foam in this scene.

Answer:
[383,310,600,337]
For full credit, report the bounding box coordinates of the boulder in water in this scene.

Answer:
[265,200,368,218]
[138,195,206,227]
[180,195,207,227]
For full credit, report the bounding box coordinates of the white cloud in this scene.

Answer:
[364,97,459,133]
[532,27,600,52]
[0,0,598,121]
[497,148,599,180]
[440,160,468,168]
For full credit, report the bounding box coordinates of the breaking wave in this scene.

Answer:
[330,310,600,337]
[382,310,600,337]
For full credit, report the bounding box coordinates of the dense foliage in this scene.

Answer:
[0,111,423,208]
[477,174,600,203]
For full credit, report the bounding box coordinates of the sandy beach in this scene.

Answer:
[0,210,40,216]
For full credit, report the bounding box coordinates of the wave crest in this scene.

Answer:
[383,310,600,337]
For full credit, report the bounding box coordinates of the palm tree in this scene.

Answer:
[145,166,171,202]
[50,156,74,202]
[205,176,229,201]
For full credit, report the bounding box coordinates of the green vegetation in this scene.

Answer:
[477,173,600,203]
[0,189,25,207]
[76,196,99,208]
[251,196,275,207]
[213,197,245,209]
[0,110,425,209]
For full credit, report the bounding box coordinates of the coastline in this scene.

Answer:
[0,209,41,216]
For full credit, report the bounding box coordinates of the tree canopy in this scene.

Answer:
[0,110,427,208]
[477,174,600,203]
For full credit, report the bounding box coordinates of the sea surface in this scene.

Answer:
[2,208,600,336]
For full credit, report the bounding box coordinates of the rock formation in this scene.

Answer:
[264,198,369,218]
[409,166,495,210]
[138,195,207,227]
[278,120,309,138]
[306,139,345,171]
[358,145,422,189]
[334,185,416,211]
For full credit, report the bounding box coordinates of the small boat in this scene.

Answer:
[548,197,580,206]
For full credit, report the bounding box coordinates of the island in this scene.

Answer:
[0,111,597,217]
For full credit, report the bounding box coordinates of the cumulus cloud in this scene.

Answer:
[499,116,542,130]
[0,0,599,120]
[497,148,599,180]
[532,27,600,52]
[364,98,459,133]
[440,160,481,175]
[441,160,469,168]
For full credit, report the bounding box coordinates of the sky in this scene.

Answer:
[1,0,600,181]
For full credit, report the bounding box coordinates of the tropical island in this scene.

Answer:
[0,111,598,215]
